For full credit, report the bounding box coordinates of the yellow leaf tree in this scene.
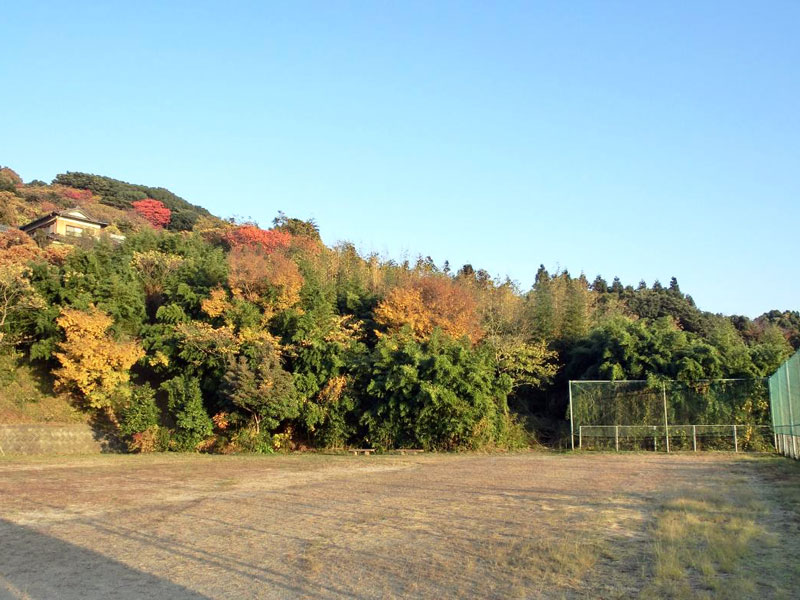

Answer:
[54,307,144,419]
[374,277,483,343]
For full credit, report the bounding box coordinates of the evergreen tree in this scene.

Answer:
[161,375,213,450]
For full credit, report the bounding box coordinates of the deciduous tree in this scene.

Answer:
[374,276,482,343]
[132,199,172,229]
[53,306,144,419]
[223,225,291,252]
[227,247,303,310]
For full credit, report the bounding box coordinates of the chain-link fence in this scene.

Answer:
[769,350,800,459]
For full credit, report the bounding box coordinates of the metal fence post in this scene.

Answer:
[653,426,657,452]
[662,383,670,453]
[615,425,619,452]
[693,425,697,452]
[733,425,738,453]
[568,381,575,451]
[579,425,582,450]
[786,373,797,459]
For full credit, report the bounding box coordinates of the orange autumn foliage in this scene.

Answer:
[43,244,74,266]
[0,230,42,265]
[374,276,483,343]
[227,247,303,310]
[0,229,74,267]
[212,412,230,431]
[223,225,292,253]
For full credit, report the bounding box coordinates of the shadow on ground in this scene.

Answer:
[0,518,210,600]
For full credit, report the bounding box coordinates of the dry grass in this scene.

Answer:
[642,456,800,599]
[0,452,799,599]
[0,353,85,424]
[644,486,768,597]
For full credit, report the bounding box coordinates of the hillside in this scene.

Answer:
[0,166,218,235]
[0,163,798,450]
[52,172,212,231]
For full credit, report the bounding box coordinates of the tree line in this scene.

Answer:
[0,165,796,451]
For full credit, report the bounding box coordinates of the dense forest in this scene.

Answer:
[1,165,797,452]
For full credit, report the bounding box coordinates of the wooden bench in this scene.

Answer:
[349,448,375,456]
[347,448,424,456]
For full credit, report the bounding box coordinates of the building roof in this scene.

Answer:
[20,208,109,232]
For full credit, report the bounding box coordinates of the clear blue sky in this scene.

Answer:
[2,1,798,317]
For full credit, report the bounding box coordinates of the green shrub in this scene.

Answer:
[360,329,515,450]
[119,384,160,437]
[161,375,213,451]
[230,428,275,454]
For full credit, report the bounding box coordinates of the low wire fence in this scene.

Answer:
[568,379,773,453]
[578,424,774,453]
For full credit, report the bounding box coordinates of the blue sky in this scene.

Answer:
[2,1,798,317]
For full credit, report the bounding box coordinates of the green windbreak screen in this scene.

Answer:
[769,350,800,435]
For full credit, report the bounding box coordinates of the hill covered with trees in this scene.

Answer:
[1,164,797,451]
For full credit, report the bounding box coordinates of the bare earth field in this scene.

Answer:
[1,452,799,600]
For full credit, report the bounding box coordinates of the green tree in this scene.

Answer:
[161,375,213,450]
[221,342,299,434]
[567,316,723,382]
[0,263,45,349]
[272,211,321,240]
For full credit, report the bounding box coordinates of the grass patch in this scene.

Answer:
[0,352,85,424]
[643,457,800,599]
[498,538,603,583]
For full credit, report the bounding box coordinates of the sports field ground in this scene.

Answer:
[1,452,799,599]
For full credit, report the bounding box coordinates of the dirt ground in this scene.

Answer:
[0,452,798,599]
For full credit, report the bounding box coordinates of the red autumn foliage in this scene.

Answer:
[60,187,94,202]
[132,199,172,229]
[223,226,292,253]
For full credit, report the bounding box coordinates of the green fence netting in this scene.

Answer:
[569,379,772,452]
[769,350,800,459]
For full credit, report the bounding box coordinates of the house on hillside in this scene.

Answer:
[20,208,125,243]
